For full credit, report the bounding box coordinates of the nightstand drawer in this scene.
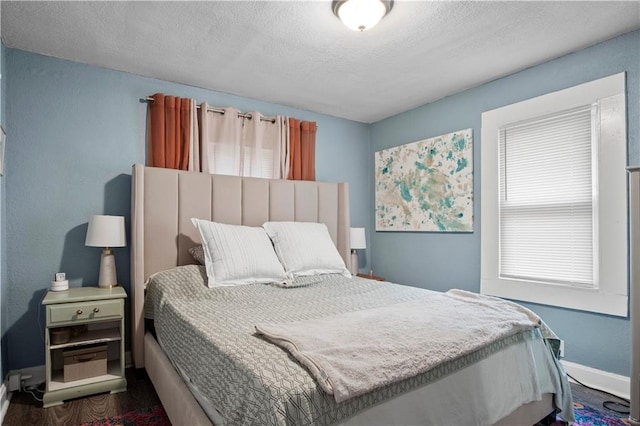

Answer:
[48,299,122,325]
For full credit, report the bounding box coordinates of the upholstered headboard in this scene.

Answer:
[130,164,350,368]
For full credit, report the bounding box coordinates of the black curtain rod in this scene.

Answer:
[141,97,277,123]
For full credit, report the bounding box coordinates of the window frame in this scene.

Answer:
[480,73,628,317]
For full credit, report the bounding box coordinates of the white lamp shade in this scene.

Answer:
[336,0,387,31]
[85,215,126,248]
[350,227,367,250]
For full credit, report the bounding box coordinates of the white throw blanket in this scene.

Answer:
[255,289,541,403]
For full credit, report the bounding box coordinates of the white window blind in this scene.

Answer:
[243,146,276,178]
[208,143,275,178]
[208,142,241,176]
[499,106,596,288]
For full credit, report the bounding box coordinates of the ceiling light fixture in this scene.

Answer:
[332,0,394,32]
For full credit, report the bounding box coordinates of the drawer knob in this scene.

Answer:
[76,309,83,315]
[93,307,100,313]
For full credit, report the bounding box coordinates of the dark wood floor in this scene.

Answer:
[3,368,161,426]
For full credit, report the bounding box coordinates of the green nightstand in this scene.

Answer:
[42,287,127,407]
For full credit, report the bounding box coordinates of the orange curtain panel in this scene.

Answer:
[287,118,317,181]
[148,93,191,170]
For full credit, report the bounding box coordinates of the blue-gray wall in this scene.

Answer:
[3,30,638,377]
[370,30,640,376]
[4,49,371,370]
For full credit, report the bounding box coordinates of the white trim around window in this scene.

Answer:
[481,73,628,317]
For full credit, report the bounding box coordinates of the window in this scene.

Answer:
[481,73,627,317]
[201,111,285,179]
[500,106,595,287]
[207,142,241,176]
[243,146,276,178]
[207,143,276,178]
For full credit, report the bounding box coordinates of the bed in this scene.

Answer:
[130,164,573,426]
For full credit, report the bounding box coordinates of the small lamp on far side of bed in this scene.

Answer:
[85,215,126,288]
[350,227,366,275]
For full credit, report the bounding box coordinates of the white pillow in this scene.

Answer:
[262,221,351,278]
[191,219,289,288]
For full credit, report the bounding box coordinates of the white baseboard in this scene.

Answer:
[0,383,9,425]
[561,360,630,400]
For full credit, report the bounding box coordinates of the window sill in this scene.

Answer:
[481,278,628,317]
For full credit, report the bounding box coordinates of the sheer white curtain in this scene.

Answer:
[243,112,289,179]
[199,103,288,179]
[200,104,244,175]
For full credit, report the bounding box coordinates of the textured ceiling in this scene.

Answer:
[2,1,639,123]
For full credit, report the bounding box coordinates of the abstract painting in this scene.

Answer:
[375,129,473,232]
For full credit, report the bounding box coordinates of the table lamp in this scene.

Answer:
[85,215,126,288]
[350,227,366,275]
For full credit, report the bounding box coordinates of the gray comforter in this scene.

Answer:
[145,265,564,426]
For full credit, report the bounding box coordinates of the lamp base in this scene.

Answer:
[98,248,118,288]
[350,249,359,275]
